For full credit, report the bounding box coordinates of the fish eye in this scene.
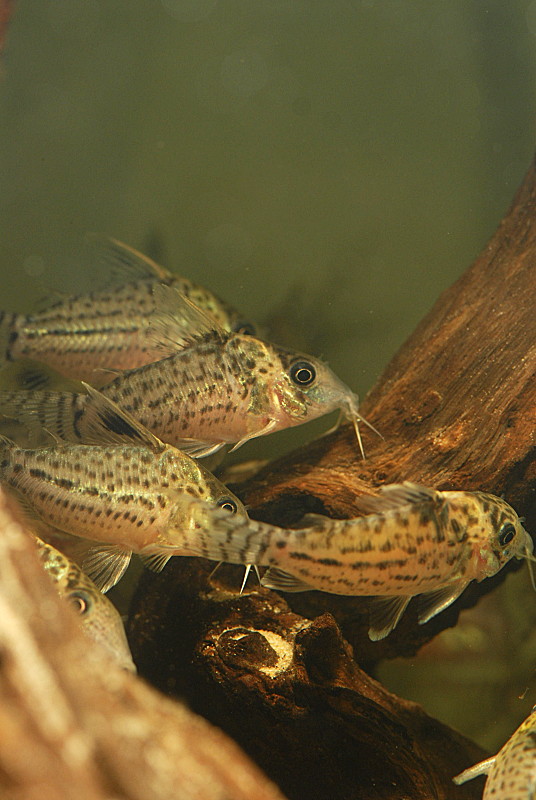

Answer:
[217,497,238,514]
[498,522,516,548]
[69,590,92,616]
[289,360,316,387]
[235,322,256,336]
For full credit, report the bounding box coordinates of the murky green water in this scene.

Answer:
[1,0,535,753]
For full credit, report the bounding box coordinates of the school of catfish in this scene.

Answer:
[0,238,533,798]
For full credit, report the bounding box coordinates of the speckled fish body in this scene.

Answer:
[0,289,367,457]
[179,482,532,639]
[454,707,536,799]
[0,386,246,590]
[0,239,254,383]
[34,535,136,672]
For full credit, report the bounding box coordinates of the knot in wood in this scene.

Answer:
[217,627,279,670]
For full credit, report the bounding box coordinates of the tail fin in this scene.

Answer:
[0,389,87,445]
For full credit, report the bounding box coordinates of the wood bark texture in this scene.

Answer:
[129,157,536,800]
[0,492,287,800]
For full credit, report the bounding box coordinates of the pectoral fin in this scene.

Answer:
[368,595,411,641]
[453,757,496,785]
[261,567,313,593]
[83,544,132,592]
[228,419,278,452]
[417,581,469,625]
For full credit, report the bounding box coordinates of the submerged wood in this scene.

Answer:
[0,491,286,800]
[129,157,536,799]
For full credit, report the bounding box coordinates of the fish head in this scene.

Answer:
[222,336,372,454]
[63,568,136,672]
[271,346,371,453]
[465,493,532,579]
[165,462,248,544]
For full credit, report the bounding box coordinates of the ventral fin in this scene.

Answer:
[86,234,173,283]
[368,595,411,641]
[83,544,132,592]
[356,482,439,515]
[138,549,173,573]
[417,581,469,625]
[261,567,313,593]
[81,383,164,452]
[453,757,496,785]
[173,438,225,458]
[148,284,228,357]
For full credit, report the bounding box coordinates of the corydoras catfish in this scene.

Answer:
[0,385,246,591]
[34,534,136,672]
[0,238,255,383]
[0,286,372,457]
[454,706,536,799]
[176,482,533,639]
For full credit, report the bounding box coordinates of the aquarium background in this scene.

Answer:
[1,0,535,753]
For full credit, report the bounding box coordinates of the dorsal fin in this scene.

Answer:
[147,284,228,356]
[86,234,173,283]
[79,383,165,451]
[355,482,440,515]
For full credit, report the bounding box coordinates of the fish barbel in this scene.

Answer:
[0,385,246,591]
[0,285,371,457]
[0,238,255,384]
[176,482,532,639]
[34,535,136,672]
[454,706,536,799]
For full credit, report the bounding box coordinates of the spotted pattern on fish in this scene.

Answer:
[176,483,532,637]
[0,239,254,382]
[0,436,245,556]
[0,328,367,457]
[454,707,536,799]
[34,535,136,671]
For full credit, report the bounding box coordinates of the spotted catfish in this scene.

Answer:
[0,238,255,384]
[34,535,136,672]
[454,705,536,799]
[0,385,246,591]
[177,482,533,639]
[0,286,373,457]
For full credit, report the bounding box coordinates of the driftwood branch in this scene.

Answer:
[0,492,286,800]
[129,157,536,799]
